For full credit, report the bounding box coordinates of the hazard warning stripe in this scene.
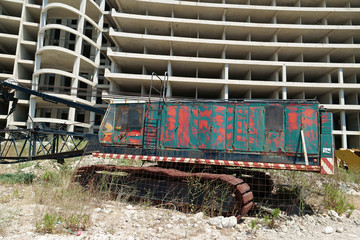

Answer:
[320,157,334,175]
[92,153,321,172]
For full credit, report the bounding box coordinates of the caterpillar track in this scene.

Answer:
[74,165,254,218]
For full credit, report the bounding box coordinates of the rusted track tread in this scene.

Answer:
[74,165,254,217]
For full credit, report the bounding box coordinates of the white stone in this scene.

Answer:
[221,217,230,228]
[126,205,133,210]
[194,212,204,219]
[336,227,344,233]
[228,216,238,228]
[94,208,102,213]
[328,210,339,219]
[208,216,223,229]
[280,225,288,233]
[322,226,334,234]
[103,208,112,214]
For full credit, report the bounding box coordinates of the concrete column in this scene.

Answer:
[221,85,229,100]
[167,61,172,76]
[89,0,105,133]
[341,111,347,149]
[28,0,48,128]
[282,64,287,100]
[338,68,347,148]
[68,0,86,132]
[166,82,172,98]
[141,84,146,96]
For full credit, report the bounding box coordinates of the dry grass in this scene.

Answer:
[34,162,107,234]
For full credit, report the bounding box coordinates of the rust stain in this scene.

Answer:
[178,106,190,147]
[287,111,299,131]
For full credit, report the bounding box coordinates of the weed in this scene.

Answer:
[34,160,98,234]
[248,219,260,234]
[323,183,354,215]
[0,194,11,204]
[186,177,234,217]
[36,213,60,233]
[335,168,360,184]
[0,173,35,184]
[17,162,34,171]
[64,213,90,232]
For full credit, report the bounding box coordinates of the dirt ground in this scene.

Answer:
[0,158,359,240]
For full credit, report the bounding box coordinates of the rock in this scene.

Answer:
[336,216,343,222]
[322,226,334,234]
[94,208,102,213]
[166,224,172,229]
[228,216,238,228]
[328,210,339,219]
[124,210,136,218]
[103,208,112,214]
[208,216,223,229]
[336,227,344,233]
[126,205,133,210]
[221,217,230,228]
[194,212,204,219]
[280,225,288,233]
[346,189,360,196]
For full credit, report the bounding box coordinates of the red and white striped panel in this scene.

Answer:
[92,153,321,172]
[320,157,334,175]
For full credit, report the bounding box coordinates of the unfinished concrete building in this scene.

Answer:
[0,0,360,149]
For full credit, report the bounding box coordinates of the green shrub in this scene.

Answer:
[0,173,35,184]
[323,183,354,215]
[36,213,60,233]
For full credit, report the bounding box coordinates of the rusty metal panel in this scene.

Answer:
[301,107,319,154]
[285,106,302,153]
[198,104,212,149]
[198,104,226,150]
[265,131,285,152]
[285,105,319,154]
[248,107,265,152]
[226,107,234,150]
[178,105,191,148]
[264,105,285,152]
[212,105,226,150]
[162,104,191,149]
[234,106,248,151]
[190,106,199,149]
[321,111,332,135]
[163,105,177,148]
